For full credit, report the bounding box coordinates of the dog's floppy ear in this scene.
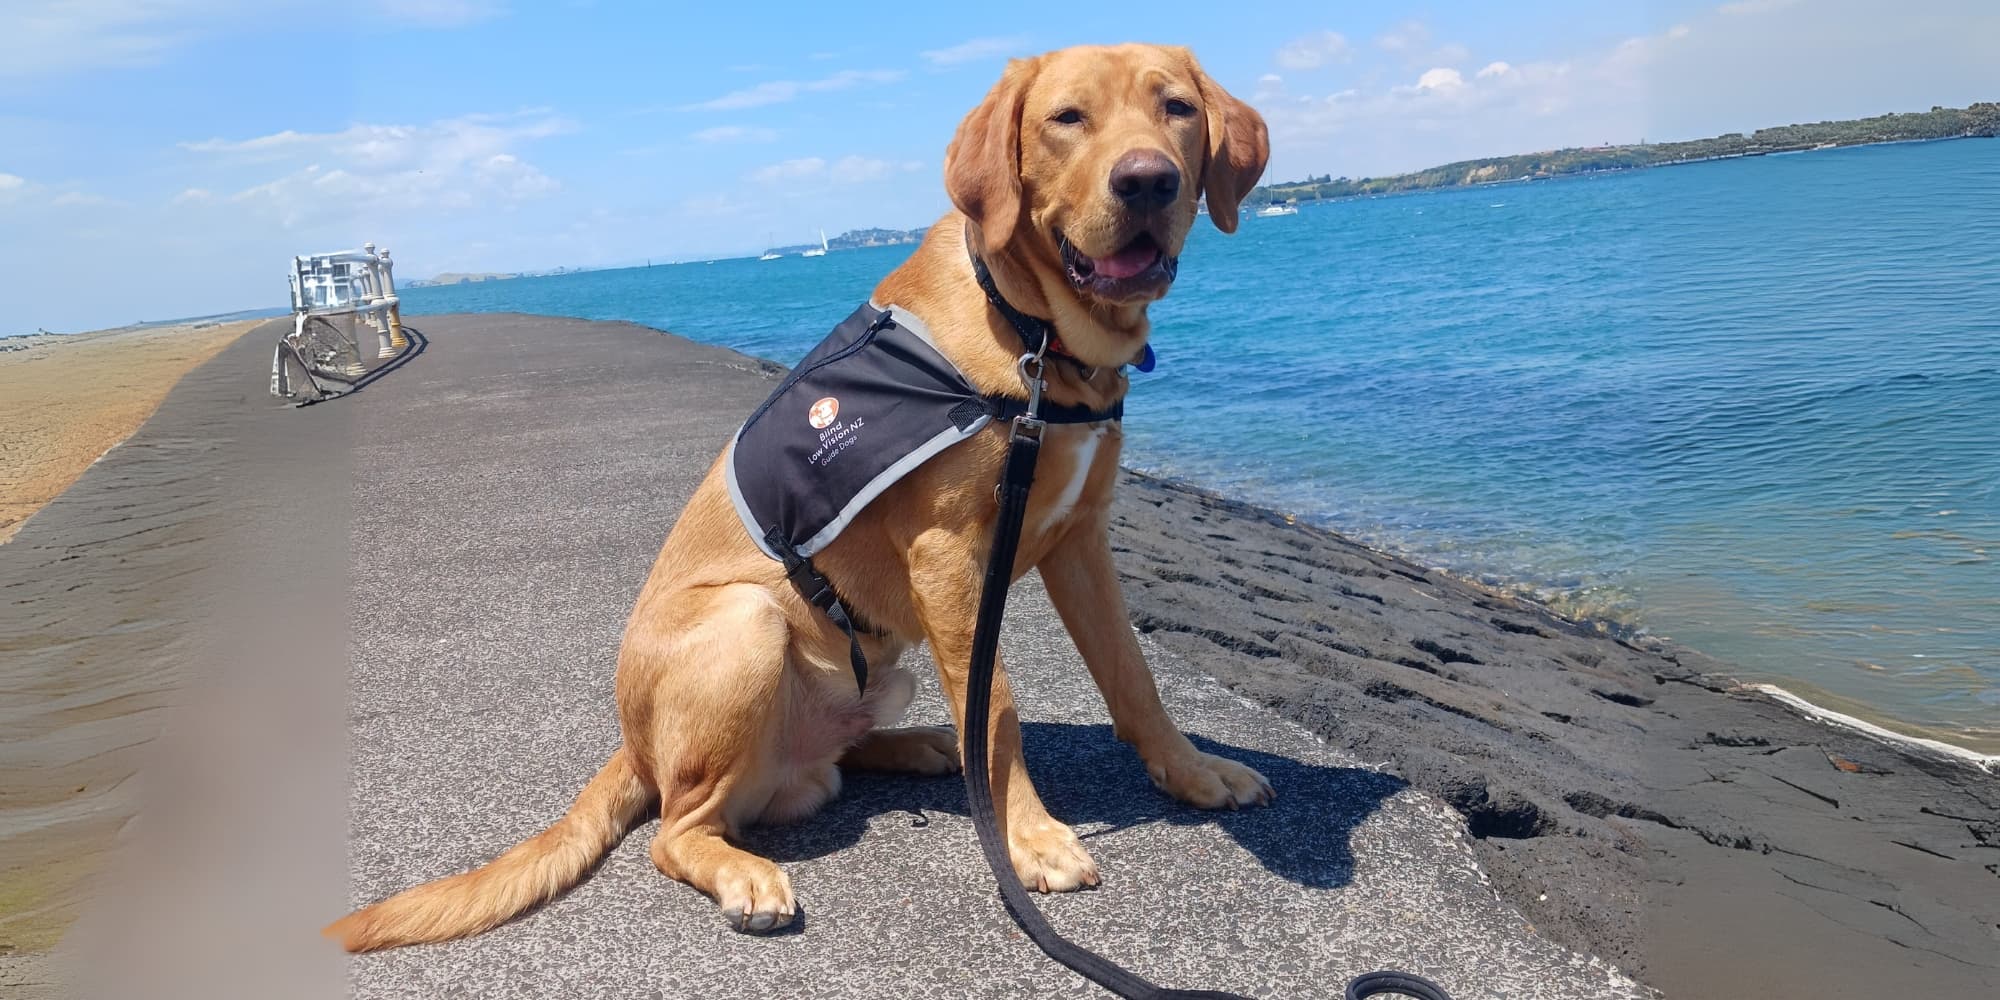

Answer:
[946,57,1037,255]
[1185,52,1269,234]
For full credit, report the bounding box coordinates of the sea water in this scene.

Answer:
[402,137,2000,749]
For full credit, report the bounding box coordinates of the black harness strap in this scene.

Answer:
[992,393,1121,425]
[767,526,870,695]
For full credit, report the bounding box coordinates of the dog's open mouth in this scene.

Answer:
[1059,231,1178,300]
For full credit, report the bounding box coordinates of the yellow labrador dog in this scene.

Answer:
[328,42,1270,949]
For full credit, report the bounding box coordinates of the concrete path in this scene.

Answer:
[337,315,1647,999]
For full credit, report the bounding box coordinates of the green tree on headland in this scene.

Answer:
[1251,103,2000,204]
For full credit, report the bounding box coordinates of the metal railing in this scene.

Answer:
[271,242,407,401]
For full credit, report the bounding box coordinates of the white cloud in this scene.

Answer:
[1371,19,1473,70]
[0,1,498,79]
[1253,23,1680,179]
[473,152,557,198]
[750,157,827,183]
[0,0,210,78]
[687,69,905,111]
[748,155,923,185]
[51,190,113,207]
[828,155,923,184]
[183,110,568,227]
[1413,68,1465,92]
[692,125,778,144]
[228,159,559,227]
[921,36,1029,67]
[0,173,113,209]
[1276,31,1351,70]
[182,111,570,167]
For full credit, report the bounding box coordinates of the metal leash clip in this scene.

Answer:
[1014,330,1050,439]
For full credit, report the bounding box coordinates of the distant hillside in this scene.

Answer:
[407,272,516,286]
[1251,102,2000,205]
[407,266,594,287]
[766,226,930,256]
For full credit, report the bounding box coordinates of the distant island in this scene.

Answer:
[407,266,596,287]
[763,226,930,257]
[1250,102,1999,204]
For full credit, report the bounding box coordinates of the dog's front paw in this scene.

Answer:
[1010,815,1099,893]
[714,858,796,933]
[1147,749,1275,810]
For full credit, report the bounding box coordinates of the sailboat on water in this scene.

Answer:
[801,229,828,258]
[758,231,782,261]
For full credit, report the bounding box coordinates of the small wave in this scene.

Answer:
[1746,684,2000,767]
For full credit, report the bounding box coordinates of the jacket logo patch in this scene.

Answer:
[808,396,840,429]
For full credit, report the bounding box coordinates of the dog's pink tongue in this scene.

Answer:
[1095,244,1158,280]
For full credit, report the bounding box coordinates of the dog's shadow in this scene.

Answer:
[739,723,1406,890]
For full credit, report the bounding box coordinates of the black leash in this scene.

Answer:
[958,274,1454,1000]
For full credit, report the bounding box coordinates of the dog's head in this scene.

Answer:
[946,44,1268,313]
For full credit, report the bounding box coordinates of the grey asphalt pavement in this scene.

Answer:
[338,314,1648,999]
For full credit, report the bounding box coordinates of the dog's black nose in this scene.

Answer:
[1109,150,1180,209]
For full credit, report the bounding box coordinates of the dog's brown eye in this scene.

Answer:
[1164,98,1196,117]
[1052,108,1085,125]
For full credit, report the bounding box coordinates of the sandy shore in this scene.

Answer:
[0,320,256,957]
[0,319,289,965]
[0,320,262,544]
[3,313,1993,998]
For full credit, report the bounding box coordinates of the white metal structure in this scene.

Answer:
[272,242,406,400]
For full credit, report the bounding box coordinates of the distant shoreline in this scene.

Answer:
[1263,132,1994,209]
[1251,101,1999,205]
[1428,132,1982,191]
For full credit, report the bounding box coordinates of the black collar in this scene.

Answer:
[965,232,1097,373]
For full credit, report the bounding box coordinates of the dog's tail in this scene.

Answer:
[323,746,653,952]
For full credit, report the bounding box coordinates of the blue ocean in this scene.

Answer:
[403,137,2000,750]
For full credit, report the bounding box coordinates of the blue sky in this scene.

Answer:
[2,0,1994,332]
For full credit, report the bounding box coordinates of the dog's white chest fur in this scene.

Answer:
[1037,423,1109,537]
